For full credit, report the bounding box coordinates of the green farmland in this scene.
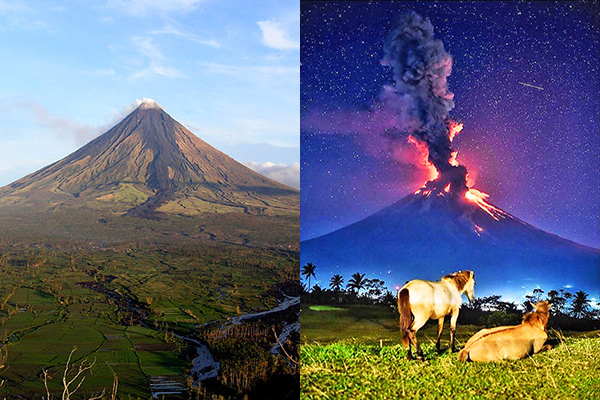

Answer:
[0,244,298,398]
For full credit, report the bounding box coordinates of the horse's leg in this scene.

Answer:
[411,316,429,360]
[406,333,414,360]
[436,317,444,353]
[449,311,459,352]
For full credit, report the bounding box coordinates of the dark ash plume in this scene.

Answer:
[382,11,468,195]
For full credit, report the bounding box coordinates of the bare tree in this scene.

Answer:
[0,345,7,389]
[43,346,100,400]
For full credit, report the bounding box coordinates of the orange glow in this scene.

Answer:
[465,188,490,201]
[408,135,439,183]
[444,183,451,193]
[449,121,464,142]
[464,188,506,221]
[449,150,459,167]
[466,172,477,188]
[474,224,484,236]
[415,188,433,197]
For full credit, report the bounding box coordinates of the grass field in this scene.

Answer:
[300,304,600,399]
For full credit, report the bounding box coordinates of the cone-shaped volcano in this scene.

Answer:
[0,100,299,248]
[301,191,598,300]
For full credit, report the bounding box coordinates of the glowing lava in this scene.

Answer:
[464,189,506,221]
[408,135,439,182]
[410,119,466,192]
[409,119,506,223]
[448,121,463,142]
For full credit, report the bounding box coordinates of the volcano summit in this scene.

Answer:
[0,99,299,249]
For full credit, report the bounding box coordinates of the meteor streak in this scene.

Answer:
[518,81,544,90]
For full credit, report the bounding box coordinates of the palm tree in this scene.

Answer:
[330,274,344,292]
[532,288,544,302]
[347,273,367,296]
[547,290,563,316]
[570,290,591,318]
[301,263,317,293]
[330,274,344,304]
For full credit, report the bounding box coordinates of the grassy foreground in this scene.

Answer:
[300,305,600,399]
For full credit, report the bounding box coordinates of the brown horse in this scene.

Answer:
[398,270,475,360]
[458,301,551,362]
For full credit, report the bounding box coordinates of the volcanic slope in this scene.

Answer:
[301,190,599,298]
[0,99,299,248]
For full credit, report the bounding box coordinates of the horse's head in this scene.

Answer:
[535,300,550,328]
[523,301,551,330]
[443,270,475,301]
[464,270,475,302]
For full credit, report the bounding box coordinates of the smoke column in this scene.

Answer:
[382,12,468,195]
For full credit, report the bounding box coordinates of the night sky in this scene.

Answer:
[301,1,599,249]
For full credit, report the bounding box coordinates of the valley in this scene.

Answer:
[0,243,299,398]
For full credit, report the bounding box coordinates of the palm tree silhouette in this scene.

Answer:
[301,263,317,293]
[330,274,344,292]
[347,273,367,296]
[330,274,344,303]
[570,290,591,318]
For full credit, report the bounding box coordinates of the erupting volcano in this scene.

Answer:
[301,12,599,299]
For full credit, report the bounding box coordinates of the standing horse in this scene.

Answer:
[458,301,551,362]
[398,270,475,360]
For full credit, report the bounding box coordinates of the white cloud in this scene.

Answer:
[107,0,204,15]
[0,1,31,14]
[130,36,184,80]
[132,36,164,60]
[0,1,46,31]
[131,64,185,79]
[257,19,299,51]
[200,62,298,77]
[150,25,220,48]
[245,161,300,189]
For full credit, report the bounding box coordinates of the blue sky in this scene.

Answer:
[0,0,299,188]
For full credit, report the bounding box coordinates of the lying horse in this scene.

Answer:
[458,301,551,362]
[398,270,475,360]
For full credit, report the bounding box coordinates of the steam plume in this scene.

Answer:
[382,11,468,195]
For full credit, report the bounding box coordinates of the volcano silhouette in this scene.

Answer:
[301,191,599,299]
[0,99,299,248]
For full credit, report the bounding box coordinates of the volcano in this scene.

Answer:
[0,99,299,249]
[301,12,598,300]
[300,189,599,299]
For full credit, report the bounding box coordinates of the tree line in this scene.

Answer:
[301,263,396,307]
[301,263,599,322]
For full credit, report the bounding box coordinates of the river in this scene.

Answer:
[187,294,300,388]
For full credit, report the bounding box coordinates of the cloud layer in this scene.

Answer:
[245,161,300,189]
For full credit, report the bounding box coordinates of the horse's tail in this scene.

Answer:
[398,288,411,347]
[458,348,470,362]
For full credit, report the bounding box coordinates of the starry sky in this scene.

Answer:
[0,0,300,189]
[301,1,600,248]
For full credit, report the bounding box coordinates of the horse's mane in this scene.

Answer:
[442,270,472,291]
